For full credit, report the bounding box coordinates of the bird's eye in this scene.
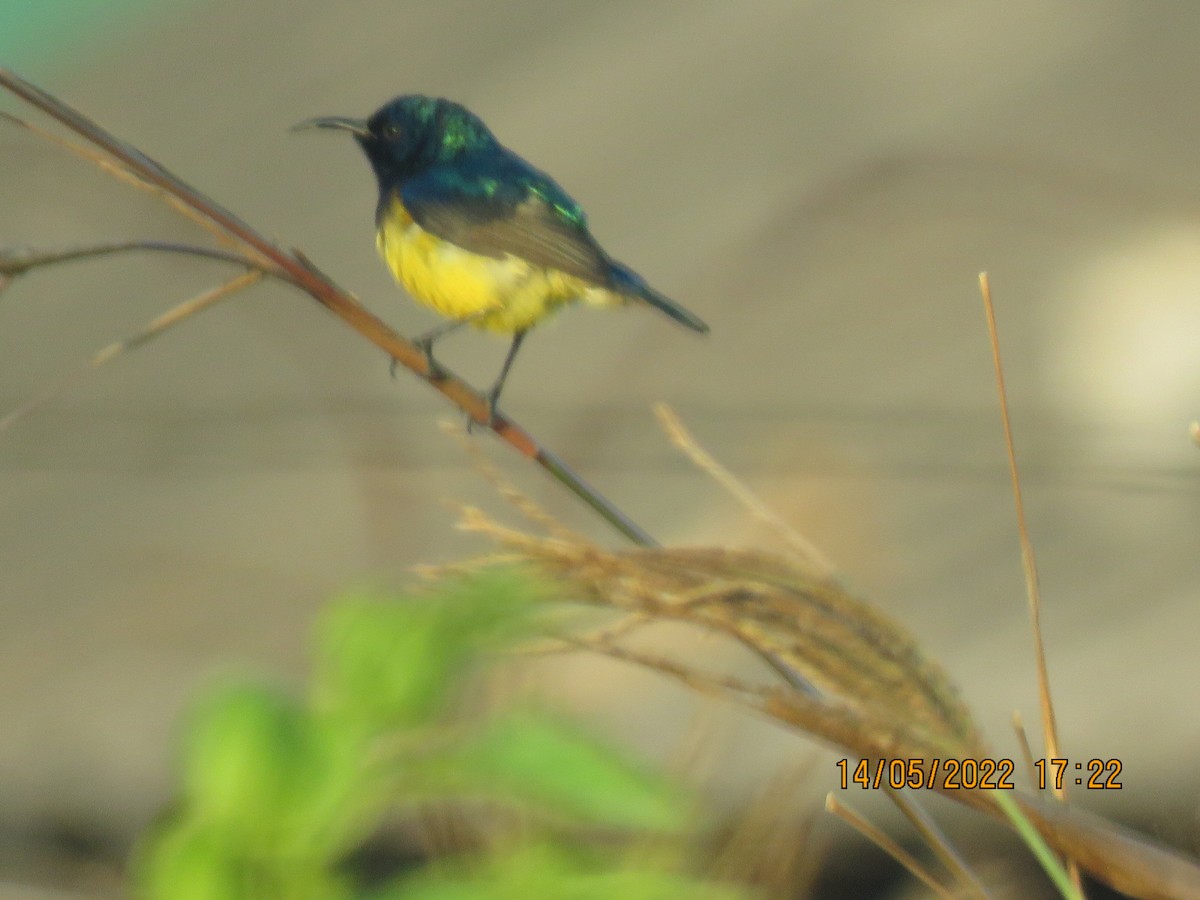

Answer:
[382,122,402,139]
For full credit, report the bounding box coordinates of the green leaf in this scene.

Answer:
[281,715,383,858]
[182,682,315,843]
[133,819,352,900]
[452,711,692,832]
[312,570,542,729]
[135,821,244,900]
[178,677,385,864]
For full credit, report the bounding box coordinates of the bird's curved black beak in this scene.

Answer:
[291,116,370,137]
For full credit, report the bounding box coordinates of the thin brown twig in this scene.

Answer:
[0,241,274,279]
[553,630,772,703]
[0,270,262,433]
[654,403,836,577]
[521,610,655,659]
[886,790,990,898]
[825,794,955,899]
[978,274,1063,767]
[410,553,526,583]
[1011,711,1039,791]
[0,111,246,254]
[0,68,655,548]
[438,419,588,546]
[979,273,1082,897]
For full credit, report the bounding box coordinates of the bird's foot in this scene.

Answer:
[484,385,503,428]
[465,391,501,434]
[409,337,448,381]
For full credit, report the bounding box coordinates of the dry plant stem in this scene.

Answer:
[564,624,975,781]
[554,633,772,705]
[438,420,589,546]
[706,765,820,895]
[521,609,654,659]
[599,631,1200,895]
[0,241,270,278]
[1011,711,1039,791]
[979,273,1080,896]
[0,271,262,433]
[0,68,655,548]
[472,511,1200,897]
[0,111,244,253]
[886,790,989,899]
[654,403,836,578]
[825,794,955,900]
[1007,796,1200,900]
[463,504,985,758]
[459,414,1200,898]
[619,634,1200,899]
[978,274,1063,771]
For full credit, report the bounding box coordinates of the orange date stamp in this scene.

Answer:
[835,757,1016,790]
[835,757,1124,790]
[1033,758,1122,790]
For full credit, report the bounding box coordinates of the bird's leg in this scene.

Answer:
[474,329,528,430]
[391,314,481,380]
[406,317,466,380]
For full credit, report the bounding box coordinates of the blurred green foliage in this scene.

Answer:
[133,568,747,899]
[0,0,175,78]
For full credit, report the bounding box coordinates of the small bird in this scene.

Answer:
[294,95,708,422]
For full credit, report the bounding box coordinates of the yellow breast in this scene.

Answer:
[375,196,611,334]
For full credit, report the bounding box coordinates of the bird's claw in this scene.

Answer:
[465,393,501,434]
[410,338,447,381]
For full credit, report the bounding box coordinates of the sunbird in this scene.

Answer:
[294,95,708,422]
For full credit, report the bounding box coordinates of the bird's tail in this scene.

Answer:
[611,264,709,333]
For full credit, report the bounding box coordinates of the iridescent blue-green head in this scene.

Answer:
[294,95,498,189]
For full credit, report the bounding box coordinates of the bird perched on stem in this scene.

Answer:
[294,95,708,423]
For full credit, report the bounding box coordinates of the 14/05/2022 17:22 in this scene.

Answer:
[834,758,1124,791]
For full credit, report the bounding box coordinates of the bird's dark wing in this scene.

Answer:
[399,156,614,286]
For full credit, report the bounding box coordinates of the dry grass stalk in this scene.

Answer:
[0,111,254,256]
[825,794,955,899]
[706,765,822,897]
[653,404,836,579]
[447,439,1200,899]
[0,270,262,434]
[886,790,989,898]
[458,507,986,776]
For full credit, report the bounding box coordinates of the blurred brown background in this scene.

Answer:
[2,2,1198,896]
